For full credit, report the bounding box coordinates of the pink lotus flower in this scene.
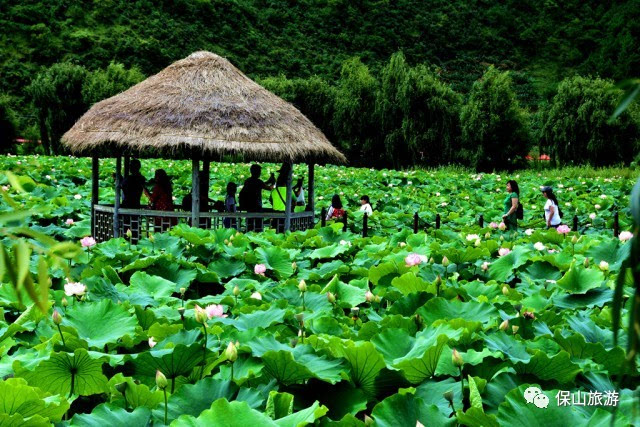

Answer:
[481,261,490,271]
[148,337,157,348]
[556,225,571,234]
[498,222,506,231]
[64,280,86,296]
[80,236,96,248]
[204,304,227,319]
[619,231,633,242]
[65,218,74,225]
[254,264,266,276]
[498,248,511,257]
[405,253,427,267]
[489,222,499,229]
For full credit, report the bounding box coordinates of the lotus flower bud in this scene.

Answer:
[125,229,132,239]
[584,257,589,268]
[443,390,454,403]
[298,280,307,293]
[148,233,155,243]
[481,262,490,271]
[52,309,62,325]
[435,275,442,286]
[155,370,168,390]
[429,257,435,264]
[599,260,609,271]
[148,337,157,348]
[233,285,240,296]
[571,235,578,244]
[374,295,381,303]
[512,325,519,335]
[179,287,186,296]
[523,311,535,320]
[295,313,304,323]
[292,262,297,271]
[413,313,424,329]
[290,338,298,347]
[442,256,450,267]
[365,290,374,302]
[499,319,509,330]
[61,297,68,307]
[502,286,509,296]
[485,232,491,239]
[229,234,235,241]
[474,239,481,247]
[224,239,229,244]
[452,348,464,368]
[194,305,208,324]
[327,292,336,303]
[499,235,504,241]
[225,341,238,362]
[364,415,374,426]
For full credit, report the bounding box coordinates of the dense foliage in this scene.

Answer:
[0,156,639,425]
[2,0,640,168]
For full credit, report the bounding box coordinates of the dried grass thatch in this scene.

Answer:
[62,51,346,164]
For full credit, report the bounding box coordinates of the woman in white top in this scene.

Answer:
[541,186,562,228]
[360,195,373,215]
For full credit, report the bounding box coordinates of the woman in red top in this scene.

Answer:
[144,169,175,230]
[325,194,345,220]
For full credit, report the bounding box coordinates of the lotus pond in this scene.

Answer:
[0,155,638,426]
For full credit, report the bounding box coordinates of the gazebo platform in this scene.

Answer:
[93,204,315,242]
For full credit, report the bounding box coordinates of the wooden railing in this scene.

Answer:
[93,205,315,243]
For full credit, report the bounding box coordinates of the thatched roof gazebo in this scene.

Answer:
[62,51,346,241]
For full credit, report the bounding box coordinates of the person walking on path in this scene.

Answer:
[502,180,520,231]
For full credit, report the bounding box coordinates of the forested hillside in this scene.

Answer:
[1,0,639,167]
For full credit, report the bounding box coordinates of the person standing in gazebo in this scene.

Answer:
[239,164,274,231]
[145,169,175,232]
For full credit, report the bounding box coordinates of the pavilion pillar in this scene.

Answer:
[308,162,315,214]
[202,160,210,208]
[91,155,99,236]
[123,155,130,177]
[191,158,200,227]
[284,162,293,232]
[113,156,122,238]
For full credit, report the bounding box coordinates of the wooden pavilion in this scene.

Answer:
[62,51,345,242]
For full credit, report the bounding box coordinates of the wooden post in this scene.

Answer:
[113,156,122,238]
[191,158,200,227]
[342,211,348,232]
[413,212,419,234]
[613,211,619,237]
[284,163,293,232]
[479,214,484,228]
[91,156,99,236]
[362,213,368,237]
[321,207,326,227]
[435,213,441,230]
[572,215,578,232]
[202,160,210,210]
[308,162,315,215]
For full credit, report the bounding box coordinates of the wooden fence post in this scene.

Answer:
[362,213,368,238]
[435,213,441,230]
[572,215,578,232]
[479,214,484,228]
[413,212,419,234]
[613,211,619,237]
[321,208,326,227]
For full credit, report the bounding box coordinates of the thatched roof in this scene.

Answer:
[62,51,346,164]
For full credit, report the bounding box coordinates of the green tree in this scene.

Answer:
[332,58,381,165]
[541,76,640,166]
[82,62,145,106]
[460,66,530,171]
[0,96,17,153]
[400,65,462,166]
[27,63,89,154]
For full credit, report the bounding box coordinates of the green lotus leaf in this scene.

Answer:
[556,263,605,294]
[17,348,108,396]
[208,258,246,279]
[0,412,50,427]
[302,260,349,281]
[343,341,386,396]
[0,377,69,421]
[260,346,344,385]
[414,378,462,417]
[417,298,498,324]
[255,246,293,280]
[552,287,613,309]
[108,374,163,410]
[274,400,328,426]
[483,332,531,363]
[151,378,237,423]
[372,392,454,427]
[514,351,581,384]
[265,391,294,419]
[309,243,350,260]
[133,343,203,383]
[62,299,138,348]
[321,275,367,308]
[70,404,151,427]
[553,331,626,375]
[215,307,287,331]
[391,272,431,295]
[489,246,531,282]
[127,271,177,300]
[172,398,277,426]
[456,407,499,427]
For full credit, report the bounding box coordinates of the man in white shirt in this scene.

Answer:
[360,195,373,215]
